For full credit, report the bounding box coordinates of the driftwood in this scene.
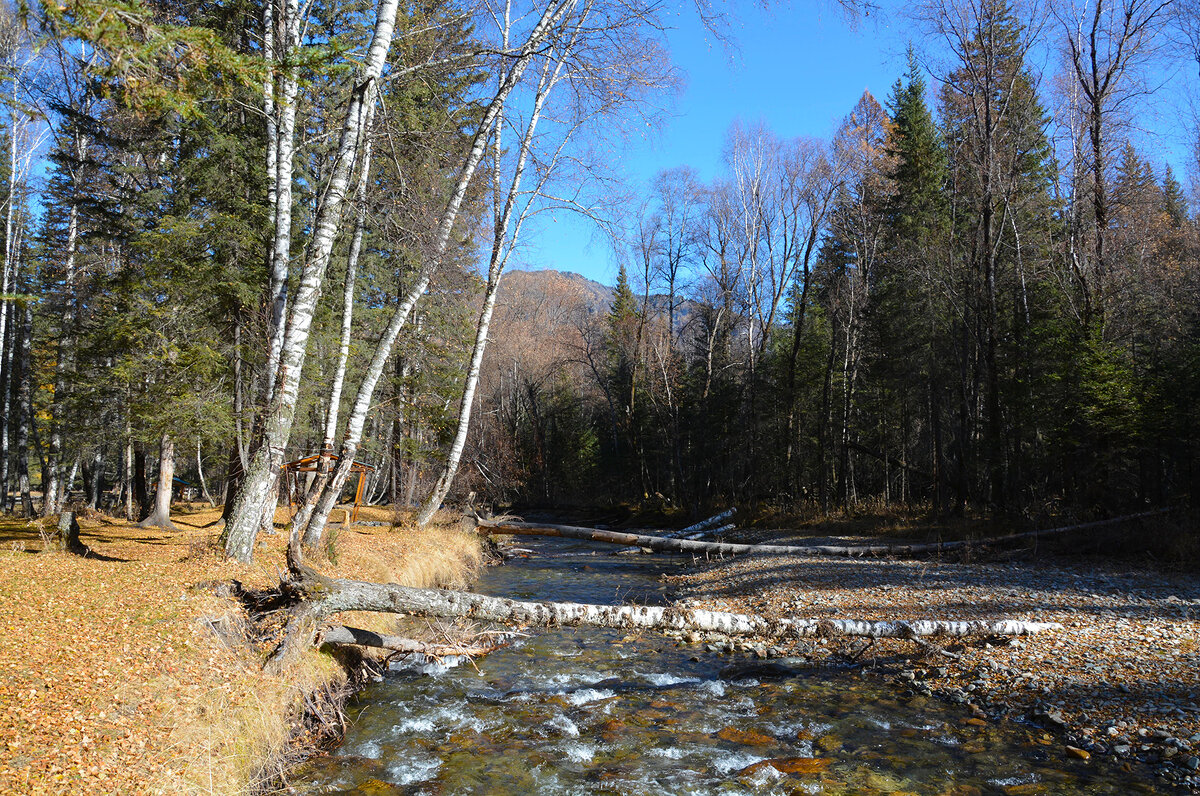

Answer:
[475,510,1169,559]
[265,566,1061,671]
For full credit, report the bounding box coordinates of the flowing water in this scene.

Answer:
[293,536,1167,795]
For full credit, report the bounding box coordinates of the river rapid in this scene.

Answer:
[292,534,1168,795]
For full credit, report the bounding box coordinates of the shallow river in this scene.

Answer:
[293,535,1167,795]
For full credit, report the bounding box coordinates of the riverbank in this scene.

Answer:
[0,505,482,795]
[666,526,1200,790]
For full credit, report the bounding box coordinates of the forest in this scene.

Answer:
[0,0,1197,563]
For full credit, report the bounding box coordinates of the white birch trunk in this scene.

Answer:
[263,0,297,405]
[414,25,575,528]
[196,437,215,506]
[13,300,33,517]
[268,569,1062,668]
[139,433,177,529]
[0,87,16,369]
[291,100,375,540]
[123,420,135,521]
[665,509,737,538]
[298,0,580,548]
[223,0,403,563]
[479,511,1167,557]
[65,454,80,498]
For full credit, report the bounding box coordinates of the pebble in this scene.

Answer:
[668,531,1200,791]
[1066,745,1091,760]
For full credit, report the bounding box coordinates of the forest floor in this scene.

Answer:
[666,525,1200,790]
[0,504,482,795]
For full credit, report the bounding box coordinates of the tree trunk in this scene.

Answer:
[44,136,86,518]
[85,448,103,510]
[133,444,149,521]
[222,0,404,563]
[13,301,33,517]
[262,0,298,407]
[475,511,1167,558]
[297,0,578,550]
[293,101,376,543]
[319,625,513,658]
[664,509,737,538]
[140,433,177,529]
[54,511,84,554]
[123,425,135,521]
[267,567,1062,671]
[196,437,215,507]
[416,36,566,528]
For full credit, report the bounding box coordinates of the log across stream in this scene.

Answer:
[291,532,1166,795]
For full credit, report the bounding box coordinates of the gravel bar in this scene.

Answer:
[664,532,1200,790]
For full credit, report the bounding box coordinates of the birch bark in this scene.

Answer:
[296,0,580,548]
[415,20,579,527]
[291,99,376,540]
[268,569,1062,669]
[223,0,403,562]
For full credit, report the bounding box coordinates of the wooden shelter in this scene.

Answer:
[281,453,376,522]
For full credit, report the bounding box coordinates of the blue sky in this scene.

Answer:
[510,0,1196,287]
[512,1,914,284]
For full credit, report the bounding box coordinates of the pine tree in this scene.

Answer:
[1161,164,1187,228]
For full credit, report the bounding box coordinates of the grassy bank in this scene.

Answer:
[0,504,482,795]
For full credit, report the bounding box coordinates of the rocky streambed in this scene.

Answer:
[669,531,1200,791]
[290,532,1185,794]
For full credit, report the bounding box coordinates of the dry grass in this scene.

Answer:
[0,503,481,795]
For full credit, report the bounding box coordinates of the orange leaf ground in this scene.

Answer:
[0,505,481,795]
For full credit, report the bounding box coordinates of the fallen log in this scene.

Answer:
[266,567,1061,670]
[681,522,737,541]
[476,509,1169,559]
[666,509,737,538]
[320,625,512,658]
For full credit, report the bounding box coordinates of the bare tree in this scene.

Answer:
[1055,0,1172,333]
[299,0,676,543]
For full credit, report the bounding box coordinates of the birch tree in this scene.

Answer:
[289,0,668,549]
[222,0,405,562]
[411,0,673,529]
[226,0,585,561]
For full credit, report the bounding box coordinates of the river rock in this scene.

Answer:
[1034,709,1068,730]
[738,757,831,777]
[716,726,776,746]
[816,734,842,753]
[1065,745,1091,760]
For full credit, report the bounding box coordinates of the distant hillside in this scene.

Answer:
[498,268,614,318]
[498,268,701,329]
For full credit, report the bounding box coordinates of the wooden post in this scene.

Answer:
[352,470,366,522]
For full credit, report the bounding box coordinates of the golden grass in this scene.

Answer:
[0,502,482,795]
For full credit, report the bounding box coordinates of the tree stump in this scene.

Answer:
[56,512,84,554]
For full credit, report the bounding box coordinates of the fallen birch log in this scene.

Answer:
[666,509,737,538]
[476,510,1168,559]
[266,568,1061,670]
[682,523,737,541]
[320,625,512,658]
